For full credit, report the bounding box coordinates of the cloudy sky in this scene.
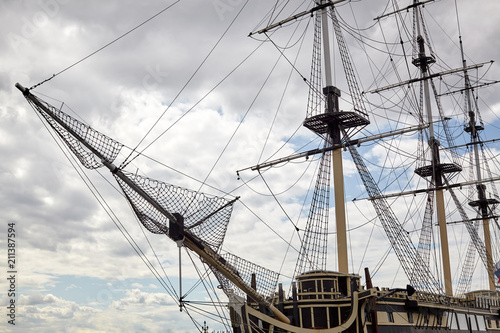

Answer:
[1,0,500,332]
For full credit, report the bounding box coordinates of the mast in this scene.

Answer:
[460,34,498,290]
[319,0,348,274]
[412,3,455,296]
[300,0,369,275]
[251,0,369,277]
[372,1,497,294]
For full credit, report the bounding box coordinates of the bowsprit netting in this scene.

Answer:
[26,95,123,169]
[22,88,235,255]
[210,252,280,300]
[115,171,235,253]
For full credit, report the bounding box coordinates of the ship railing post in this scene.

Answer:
[247,273,257,304]
[292,282,299,326]
[365,268,379,333]
[278,283,284,312]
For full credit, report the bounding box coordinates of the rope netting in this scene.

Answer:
[114,171,280,300]
[23,90,278,303]
[293,145,331,277]
[115,171,234,253]
[27,95,123,169]
[210,252,280,300]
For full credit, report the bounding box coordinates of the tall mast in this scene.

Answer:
[460,34,498,290]
[412,3,454,296]
[305,0,369,274]
[250,0,368,276]
[372,1,496,294]
[319,0,349,274]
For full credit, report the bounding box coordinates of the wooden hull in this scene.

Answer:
[229,272,500,332]
[232,294,500,333]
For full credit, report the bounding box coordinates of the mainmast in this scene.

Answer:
[412,2,460,297]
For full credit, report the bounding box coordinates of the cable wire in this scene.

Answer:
[29,1,182,90]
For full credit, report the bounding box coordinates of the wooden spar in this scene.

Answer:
[183,237,291,324]
[436,188,453,296]
[238,122,433,173]
[367,176,500,201]
[333,146,348,274]
[248,0,347,36]
[373,0,435,21]
[367,62,489,94]
[483,217,496,290]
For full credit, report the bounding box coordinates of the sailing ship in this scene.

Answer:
[16,0,500,331]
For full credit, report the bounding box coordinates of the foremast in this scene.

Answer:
[252,0,370,276]
[301,0,370,274]
[320,0,348,274]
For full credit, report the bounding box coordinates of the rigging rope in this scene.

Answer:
[29,0,181,90]
[185,250,232,329]
[120,0,250,170]
[257,9,311,165]
[346,128,444,294]
[29,100,180,303]
[258,170,301,234]
[264,30,320,97]
[293,144,331,276]
[27,92,246,329]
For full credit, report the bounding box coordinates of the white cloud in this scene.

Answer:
[111,288,172,308]
[1,0,499,331]
[4,291,196,333]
